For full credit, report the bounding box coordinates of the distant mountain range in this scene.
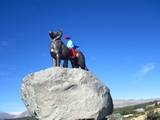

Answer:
[14,111,30,118]
[113,98,160,108]
[0,111,30,120]
[1,98,160,119]
[0,112,16,120]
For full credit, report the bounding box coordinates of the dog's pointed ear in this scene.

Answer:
[49,31,53,35]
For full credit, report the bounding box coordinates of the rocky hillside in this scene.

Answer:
[108,100,160,120]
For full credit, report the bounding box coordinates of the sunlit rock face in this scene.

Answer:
[21,67,113,120]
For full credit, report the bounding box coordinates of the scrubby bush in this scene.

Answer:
[146,110,160,120]
[107,113,123,120]
[155,102,160,109]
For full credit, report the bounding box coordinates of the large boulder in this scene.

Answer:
[21,67,113,120]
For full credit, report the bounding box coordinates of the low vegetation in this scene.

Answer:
[5,116,37,120]
[6,101,160,120]
[146,109,160,120]
[108,100,160,120]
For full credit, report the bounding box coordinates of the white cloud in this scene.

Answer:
[140,63,155,76]
[133,63,156,82]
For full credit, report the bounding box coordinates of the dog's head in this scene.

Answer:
[49,31,56,39]
[49,31,63,40]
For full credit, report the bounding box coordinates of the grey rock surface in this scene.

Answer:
[21,67,113,120]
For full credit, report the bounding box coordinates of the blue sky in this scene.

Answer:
[0,0,160,113]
